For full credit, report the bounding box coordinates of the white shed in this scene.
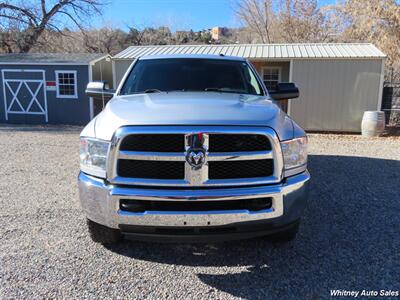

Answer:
[112,43,386,132]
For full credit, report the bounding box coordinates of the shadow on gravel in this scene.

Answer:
[106,155,400,299]
[0,124,82,133]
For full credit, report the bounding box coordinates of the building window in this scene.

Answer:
[56,71,77,98]
[262,67,281,91]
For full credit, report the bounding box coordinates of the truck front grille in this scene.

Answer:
[208,134,271,152]
[120,197,272,212]
[120,134,184,152]
[119,133,271,152]
[117,160,185,179]
[109,127,281,187]
[208,159,274,179]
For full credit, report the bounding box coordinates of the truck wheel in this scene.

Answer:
[86,219,121,244]
[267,222,299,243]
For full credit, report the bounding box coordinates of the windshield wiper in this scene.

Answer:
[143,89,163,93]
[166,89,187,92]
[204,87,244,94]
[204,87,223,92]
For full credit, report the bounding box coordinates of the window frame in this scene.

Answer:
[55,70,78,99]
[261,66,281,91]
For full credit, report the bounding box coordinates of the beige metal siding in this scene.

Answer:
[114,59,133,88]
[289,59,383,132]
[92,58,113,88]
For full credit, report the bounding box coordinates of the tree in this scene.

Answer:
[82,27,127,54]
[335,0,400,80]
[277,0,333,42]
[235,0,335,43]
[26,28,82,53]
[235,0,276,43]
[125,26,145,46]
[0,0,105,53]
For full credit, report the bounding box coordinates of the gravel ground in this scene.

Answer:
[0,125,399,299]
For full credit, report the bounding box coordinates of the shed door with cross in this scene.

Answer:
[2,69,48,122]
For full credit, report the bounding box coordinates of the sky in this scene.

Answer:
[93,0,336,32]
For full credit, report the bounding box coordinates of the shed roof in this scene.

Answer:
[114,43,385,60]
[0,53,107,65]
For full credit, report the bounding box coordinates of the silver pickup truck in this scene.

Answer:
[79,55,310,244]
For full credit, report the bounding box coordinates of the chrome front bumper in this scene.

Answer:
[78,171,310,230]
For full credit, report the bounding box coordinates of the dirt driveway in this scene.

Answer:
[0,126,399,299]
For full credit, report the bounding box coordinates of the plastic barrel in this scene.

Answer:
[361,111,385,137]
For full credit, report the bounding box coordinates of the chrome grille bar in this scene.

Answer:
[207,151,272,161]
[118,150,272,161]
[118,151,185,161]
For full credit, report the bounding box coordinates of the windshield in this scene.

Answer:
[119,58,264,96]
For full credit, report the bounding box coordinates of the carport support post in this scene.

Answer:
[112,60,117,90]
[287,59,294,116]
[377,58,386,111]
[88,64,94,120]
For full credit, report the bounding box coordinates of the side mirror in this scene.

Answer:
[85,81,115,100]
[269,82,299,100]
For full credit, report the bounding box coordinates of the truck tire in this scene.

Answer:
[267,222,299,243]
[86,219,121,244]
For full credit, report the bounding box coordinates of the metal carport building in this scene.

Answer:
[112,43,386,132]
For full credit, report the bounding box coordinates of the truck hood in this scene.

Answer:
[87,92,295,141]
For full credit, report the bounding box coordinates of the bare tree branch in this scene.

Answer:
[58,10,85,31]
[0,3,39,23]
[0,0,105,52]
[235,0,275,43]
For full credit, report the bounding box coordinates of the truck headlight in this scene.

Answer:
[280,136,307,175]
[80,137,110,178]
